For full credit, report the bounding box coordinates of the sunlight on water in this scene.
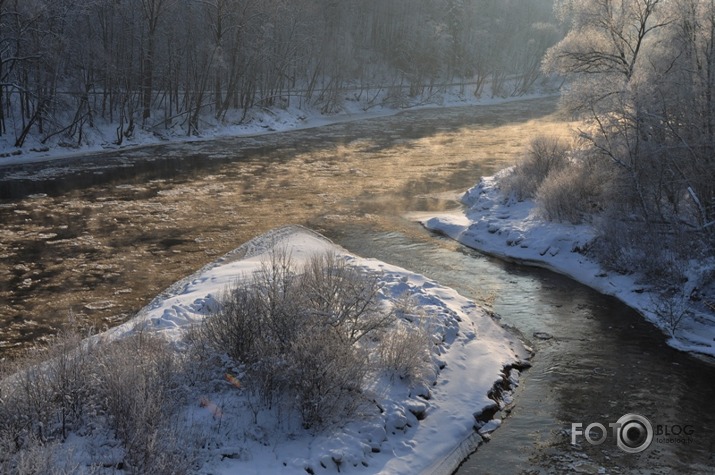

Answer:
[0,98,568,351]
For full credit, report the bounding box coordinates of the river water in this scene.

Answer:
[0,97,713,473]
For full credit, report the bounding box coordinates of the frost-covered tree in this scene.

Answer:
[659,0,715,228]
[544,0,673,221]
[543,0,715,276]
[0,0,561,145]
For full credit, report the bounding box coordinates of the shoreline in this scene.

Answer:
[0,92,557,171]
[420,175,715,361]
[423,361,529,475]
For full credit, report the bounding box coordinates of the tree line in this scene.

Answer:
[0,0,560,148]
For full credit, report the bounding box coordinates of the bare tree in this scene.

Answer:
[1,0,562,145]
[140,0,174,123]
[544,0,674,221]
[540,0,715,284]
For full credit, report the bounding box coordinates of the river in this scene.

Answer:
[0,97,713,473]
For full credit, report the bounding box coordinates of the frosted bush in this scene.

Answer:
[0,325,95,460]
[198,249,395,430]
[0,326,194,474]
[535,154,613,223]
[377,321,434,384]
[500,135,570,201]
[94,334,194,474]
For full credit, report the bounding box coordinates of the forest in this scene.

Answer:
[0,0,559,148]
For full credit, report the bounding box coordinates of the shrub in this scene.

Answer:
[1,354,56,447]
[1,326,196,474]
[652,293,692,337]
[287,332,369,428]
[199,281,264,364]
[588,210,711,295]
[500,135,571,201]
[0,324,95,464]
[197,249,395,430]
[590,217,654,274]
[377,321,433,383]
[376,293,435,384]
[300,252,393,344]
[94,333,193,474]
[0,435,90,475]
[535,153,614,223]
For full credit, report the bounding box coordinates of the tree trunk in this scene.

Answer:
[142,33,155,122]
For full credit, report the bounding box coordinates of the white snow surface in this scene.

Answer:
[420,173,715,359]
[89,225,529,474]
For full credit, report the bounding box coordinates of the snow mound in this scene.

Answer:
[97,225,529,474]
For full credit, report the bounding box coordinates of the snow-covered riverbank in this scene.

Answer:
[0,90,554,169]
[421,173,715,360]
[47,226,528,474]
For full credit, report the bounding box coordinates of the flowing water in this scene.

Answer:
[0,97,713,473]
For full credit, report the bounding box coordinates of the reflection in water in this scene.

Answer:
[0,97,713,473]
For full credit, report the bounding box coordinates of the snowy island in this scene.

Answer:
[1,226,530,474]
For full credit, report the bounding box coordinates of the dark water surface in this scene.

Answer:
[1,97,713,473]
[337,227,715,474]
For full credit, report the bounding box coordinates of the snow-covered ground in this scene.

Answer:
[70,225,529,474]
[421,172,715,359]
[0,87,555,169]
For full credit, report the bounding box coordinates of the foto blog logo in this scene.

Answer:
[571,413,654,454]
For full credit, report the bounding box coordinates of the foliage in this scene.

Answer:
[544,0,715,236]
[94,333,194,474]
[535,151,615,223]
[377,292,435,383]
[538,1,715,328]
[0,326,95,464]
[0,327,195,475]
[652,292,692,337]
[377,321,433,384]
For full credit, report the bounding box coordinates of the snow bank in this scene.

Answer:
[93,225,529,474]
[0,91,555,169]
[420,175,715,359]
